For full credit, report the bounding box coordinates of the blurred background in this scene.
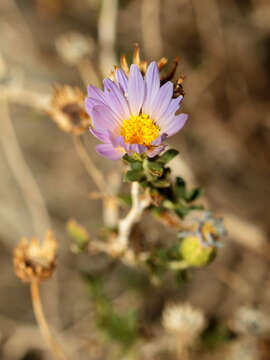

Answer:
[0,0,270,359]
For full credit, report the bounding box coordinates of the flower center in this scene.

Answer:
[201,222,215,243]
[121,114,159,146]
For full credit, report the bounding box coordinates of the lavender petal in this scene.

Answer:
[91,105,120,131]
[85,97,105,115]
[115,69,128,94]
[96,143,125,160]
[150,81,173,120]
[103,78,130,120]
[157,96,183,129]
[128,64,145,115]
[87,85,106,102]
[89,127,110,142]
[142,62,160,114]
[146,144,166,158]
[151,133,168,146]
[163,113,188,136]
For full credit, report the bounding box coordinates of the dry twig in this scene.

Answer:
[30,280,68,360]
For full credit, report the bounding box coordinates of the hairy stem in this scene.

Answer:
[30,280,67,360]
[117,182,150,252]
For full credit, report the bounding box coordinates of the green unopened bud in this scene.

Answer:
[179,236,216,267]
[67,219,90,253]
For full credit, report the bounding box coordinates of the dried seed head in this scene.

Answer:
[14,231,57,283]
[114,44,184,98]
[49,85,91,135]
[55,31,95,65]
[162,302,206,342]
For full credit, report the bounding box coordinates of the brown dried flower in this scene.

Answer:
[111,44,184,99]
[49,85,91,135]
[14,231,57,283]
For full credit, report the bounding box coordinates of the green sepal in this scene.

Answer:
[123,153,145,163]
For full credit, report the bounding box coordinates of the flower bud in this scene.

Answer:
[179,235,216,267]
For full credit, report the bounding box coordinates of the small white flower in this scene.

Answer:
[162,302,206,340]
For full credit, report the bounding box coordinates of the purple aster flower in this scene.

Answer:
[85,62,188,160]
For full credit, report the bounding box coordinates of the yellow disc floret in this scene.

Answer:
[121,114,159,146]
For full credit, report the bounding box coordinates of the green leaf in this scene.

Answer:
[175,176,186,199]
[201,319,235,350]
[174,203,190,218]
[124,170,145,182]
[189,204,204,211]
[81,272,104,300]
[122,154,133,163]
[163,200,175,210]
[99,310,138,349]
[143,159,164,178]
[185,187,204,202]
[130,161,143,171]
[117,194,132,207]
[151,178,170,188]
[157,149,179,164]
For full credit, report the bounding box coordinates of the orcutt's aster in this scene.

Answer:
[85,61,188,160]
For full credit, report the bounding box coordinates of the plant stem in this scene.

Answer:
[169,260,189,271]
[30,280,68,360]
[73,135,107,194]
[117,182,150,252]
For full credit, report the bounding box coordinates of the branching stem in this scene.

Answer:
[117,182,150,252]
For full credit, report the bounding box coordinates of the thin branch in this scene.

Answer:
[0,98,51,239]
[141,0,163,59]
[76,58,102,88]
[98,0,118,76]
[73,135,107,194]
[88,183,150,263]
[30,280,68,360]
[0,84,51,111]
